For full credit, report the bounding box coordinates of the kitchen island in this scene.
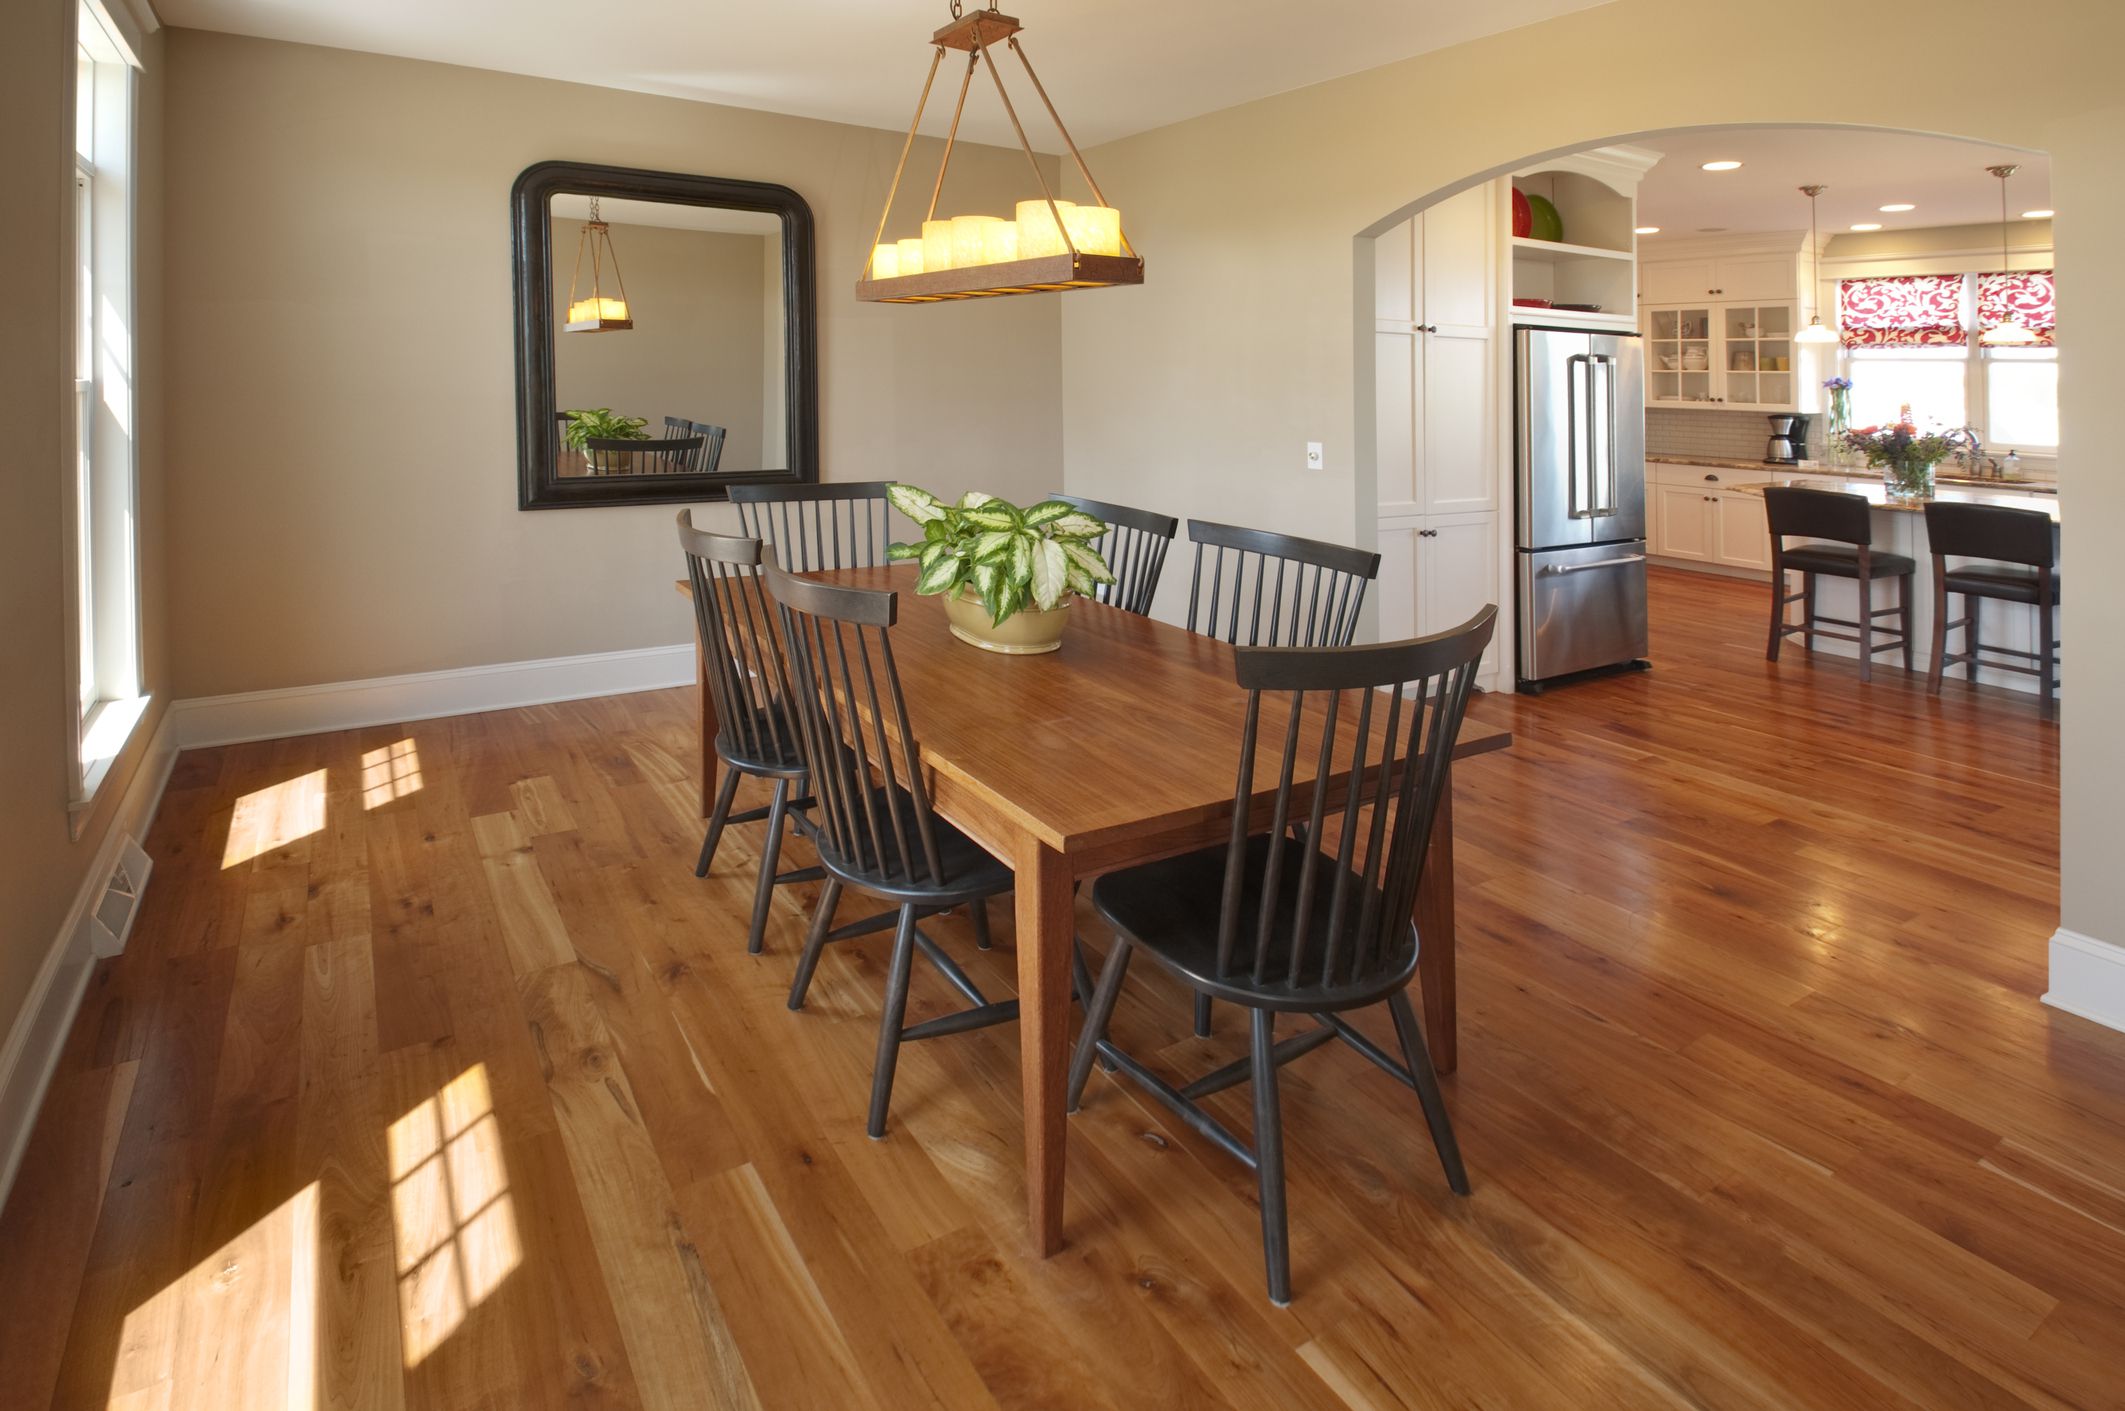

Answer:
[1726,477,2060,696]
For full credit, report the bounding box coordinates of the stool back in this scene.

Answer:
[1763,486,1872,546]
[1922,501,2054,569]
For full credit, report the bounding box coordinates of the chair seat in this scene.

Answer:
[1780,542,1916,577]
[1092,834,1416,1012]
[717,703,807,777]
[1943,562,2060,604]
[814,782,1012,905]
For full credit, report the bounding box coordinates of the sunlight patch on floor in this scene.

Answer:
[387,1064,520,1368]
[221,769,328,868]
[361,739,424,810]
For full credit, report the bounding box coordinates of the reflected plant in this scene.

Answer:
[560,408,649,452]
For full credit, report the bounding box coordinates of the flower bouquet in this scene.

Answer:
[1840,421,1976,501]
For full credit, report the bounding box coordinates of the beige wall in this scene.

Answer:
[1058,0,2121,945]
[163,30,1064,699]
[1,2,167,1053]
[550,218,769,472]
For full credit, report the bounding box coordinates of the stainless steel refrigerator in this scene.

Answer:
[1514,326,1650,689]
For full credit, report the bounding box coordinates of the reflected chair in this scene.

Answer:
[676,512,823,954]
[1763,486,1915,683]
[1923,499,2060,713]
[661,417,728,475]
[1183,518,1381,1035]
[762,562,1021,1138]
[590,435,701,476]
[1049,493,1179,616]
[1069,606,1497,1305]
[731,481,893,572]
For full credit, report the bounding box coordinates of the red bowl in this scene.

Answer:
[1511,187,1532,239]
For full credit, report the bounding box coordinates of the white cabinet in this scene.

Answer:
[1642,252,1796,303]
[1374,185,1497,519]
[1648,463,1775,573]
[1714,493,1772,570]
[1653,485,1716,562]
[1376,512,1503,681]
[1643,301,1799,410]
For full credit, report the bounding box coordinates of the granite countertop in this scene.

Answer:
[1646,453,2057,493]
[1724,477,2061,521]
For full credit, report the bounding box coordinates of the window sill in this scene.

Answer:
[70,693,151,839]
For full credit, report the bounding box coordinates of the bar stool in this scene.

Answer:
[1763,486,1916,683]
[1922,500,2060,714]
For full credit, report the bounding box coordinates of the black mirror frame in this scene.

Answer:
[511,160,819,510]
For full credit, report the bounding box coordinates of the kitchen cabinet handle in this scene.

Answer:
[1704,473,1720,482]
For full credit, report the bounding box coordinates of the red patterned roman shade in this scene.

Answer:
[1980,269,2055,347]
[1838,274,1967,348]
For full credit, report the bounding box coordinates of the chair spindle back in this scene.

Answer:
[676,512,798,767]
[731,482,892,572]
[1050,493,1179,616]
[1186,520,1379,648]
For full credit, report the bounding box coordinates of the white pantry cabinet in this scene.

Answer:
[1376,512,1503,681]
[1374,184,1497,519]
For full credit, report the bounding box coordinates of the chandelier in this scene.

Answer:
[857,3,1143,304]
[564,196,633,332]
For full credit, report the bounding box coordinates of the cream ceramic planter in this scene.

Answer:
[943,588,1070,655]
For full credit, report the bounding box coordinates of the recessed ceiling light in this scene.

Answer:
[1850,222,1883,232]
[1634,225,1660,235]
[2022,208,2054,219]
[1700,160,1743,172]
[1879,203,1916,212]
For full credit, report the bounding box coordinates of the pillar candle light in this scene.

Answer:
[869,243,900,279]
[1063,205,1123,257]
[1015,198,1076,258]
[951,214,1006,268]
[922,218,954,271]
[896,237,925,275]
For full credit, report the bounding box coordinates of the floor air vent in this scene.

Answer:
[82,835,153,958]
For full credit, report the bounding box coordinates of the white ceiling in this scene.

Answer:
[1634,128,2051,240]
[549,194,782,235]
[154,0,1615,150]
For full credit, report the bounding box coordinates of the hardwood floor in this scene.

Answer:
[3,566,2114,1410]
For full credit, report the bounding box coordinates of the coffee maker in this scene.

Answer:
[1765,413,1811,465]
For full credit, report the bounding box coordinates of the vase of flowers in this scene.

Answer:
[1840,422,1975,501]
[1822,377,1854,466]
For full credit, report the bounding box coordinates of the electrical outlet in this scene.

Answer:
[1305,442,1324,471]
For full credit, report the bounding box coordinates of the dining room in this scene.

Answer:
[4,1,2125,1408]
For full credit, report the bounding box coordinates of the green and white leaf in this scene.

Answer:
[923,518,952,543]
[1065,562,1095,598]
[988,578,1025,627]
[957,490,997,510]
[972,562,1001,599]
[1021,499,1076,527]
[886,541,923,561]
[1028,538,1069,611]
[960,503,1020,532]
[1060,539,1117,585]
[915,551,966,596]
[919,540,955,572]
[888,482,947,525]
[972,529,1016,563]
[1008,534,1033,583]
[1045,511,1106,540]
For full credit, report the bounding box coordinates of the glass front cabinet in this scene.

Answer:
[1642,301,1798,410]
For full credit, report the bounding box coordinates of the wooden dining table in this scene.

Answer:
[677,565,1510,1257]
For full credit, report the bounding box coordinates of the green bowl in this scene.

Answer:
[1526,193,1564,242]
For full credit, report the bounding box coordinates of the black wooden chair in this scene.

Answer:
[589,435,702,476]
[1923,500,2060,713]
[676,512,824,954]
[1069,606,1497,1305]
[661,417,729,475]
[1049,493,1179,616]
[762,561,1023,1138]
[731,481,893,572]
[1763,486,1915,683]
[1184,518,1381,1035]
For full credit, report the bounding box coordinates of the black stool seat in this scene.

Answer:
[1093,835,1418,1013]
[1780,542,1916,578]
[1941,563,2060,604]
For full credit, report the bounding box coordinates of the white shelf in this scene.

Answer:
[1510,236,1634,265]
[1509,304,1634,329]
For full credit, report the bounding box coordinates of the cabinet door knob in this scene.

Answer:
[1704,473,1719,482]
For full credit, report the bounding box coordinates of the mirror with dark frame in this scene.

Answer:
[512,161,818,509]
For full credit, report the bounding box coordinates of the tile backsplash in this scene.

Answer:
[1645,407,1784,462]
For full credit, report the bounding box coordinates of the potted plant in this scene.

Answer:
[561,408,650,473]
[885,485,1115,654]
[1840,421,1976,501]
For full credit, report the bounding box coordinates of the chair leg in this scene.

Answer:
[2039,594,2057,716]
[1766,568,1785,662]
[1928,569,1948,696]
[1250,1008,1292,1307]
[694,768,742,877]
[786,877,842,1011]
[1194,994,1214,1038]
[866,905,920,1140]
[1387,991,1470,1197]
[1067,937,1133,1111]
[1856,570,1873,683]
[1967,596,1981,682]
[969,898,992,950]
[1900,576,1914,674]
[1802,572,1817,654]
[746,778,792,955]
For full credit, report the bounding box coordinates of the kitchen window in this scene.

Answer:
[69,0,146,820]
[1837,272,2059,457]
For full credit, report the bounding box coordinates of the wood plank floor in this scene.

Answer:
[4,566,2116,1410]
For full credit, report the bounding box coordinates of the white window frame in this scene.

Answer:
[65,0,147,831]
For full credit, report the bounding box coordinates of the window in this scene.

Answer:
[1836,271,2059,456]
[68,0,145,816]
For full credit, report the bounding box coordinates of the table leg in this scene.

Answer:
[694,622,719,820]
[1414,780,1458,1075]
[1014,835,1074,1257]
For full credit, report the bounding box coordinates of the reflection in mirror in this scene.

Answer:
[549,194,786,481]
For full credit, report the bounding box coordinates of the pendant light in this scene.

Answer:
[1793,184,1840,346]
[565,196,633,332]
[856,2,1143,303]
[1980,164,2039,346]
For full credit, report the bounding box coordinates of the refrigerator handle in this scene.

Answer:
[1565,353,1589,520]
[1602,356,1620,518]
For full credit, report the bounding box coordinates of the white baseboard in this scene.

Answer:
[168,642,695,749]
[0,708,178,1206]
[2043,928,2125,1036]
